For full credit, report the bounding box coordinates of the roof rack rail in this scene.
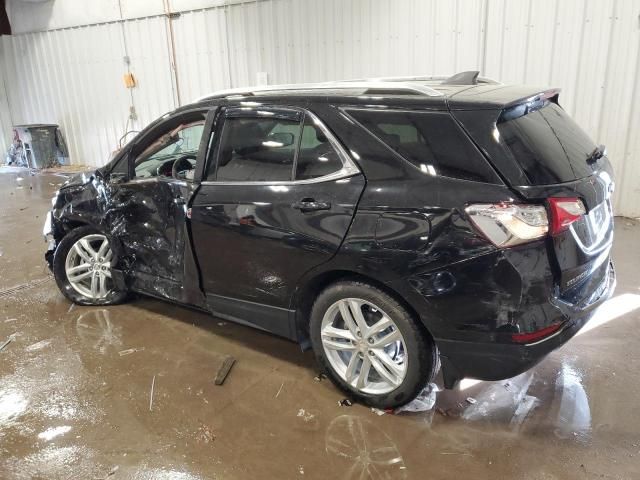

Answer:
[195,80,443,102]
[341,72,502,85]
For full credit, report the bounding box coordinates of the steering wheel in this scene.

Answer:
[172,154,197,180]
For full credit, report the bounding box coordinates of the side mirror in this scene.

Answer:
[109,172,128,184]
[265,132,294,147]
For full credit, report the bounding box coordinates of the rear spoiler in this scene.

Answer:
[447,85,562,111]
[500,88,562,122]
[503,88,562,108]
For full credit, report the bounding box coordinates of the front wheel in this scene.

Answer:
[309,281,438,409]
[53,227,128,305]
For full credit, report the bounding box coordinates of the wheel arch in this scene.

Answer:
[292,268,433,347]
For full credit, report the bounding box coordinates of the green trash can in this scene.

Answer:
[13,124,70,169]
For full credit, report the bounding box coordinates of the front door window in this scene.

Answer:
[134,121,205,180]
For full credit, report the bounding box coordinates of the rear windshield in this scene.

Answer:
[347,109,499,183]
[497,102,596,184]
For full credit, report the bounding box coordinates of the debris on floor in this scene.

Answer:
[297,409,315,422]
[275,382,284,398]
[25,339,51,352]
[394,383,440,414]
[95,465,119,479]
[371,408,386,416]
[196,425,216,444]
[466,397,477,405]
[118,347,145,357]
[338,398,353,407]
[214,355,236,385]
[0,335,13,352]
[149,375,156,412]
[313,373,327,382]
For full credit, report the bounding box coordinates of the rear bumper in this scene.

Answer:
[437,261,616,388]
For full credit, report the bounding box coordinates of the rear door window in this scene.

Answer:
[346,109,499,183]
[295,116,343,180]
[497,102,596,184]
[214,117,300,182]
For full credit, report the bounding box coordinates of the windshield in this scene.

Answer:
[497,102,596,185]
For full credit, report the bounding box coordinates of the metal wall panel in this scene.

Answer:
[0,18,173,167]
[0,42,12,157]
[0,0,638,216]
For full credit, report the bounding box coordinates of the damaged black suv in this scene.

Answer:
[44,72,615,408]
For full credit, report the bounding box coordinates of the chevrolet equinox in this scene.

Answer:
[44,71,616,408]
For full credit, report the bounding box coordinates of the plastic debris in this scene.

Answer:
[466,397,477,405]
[338,398,353,407]
[371,408,386,416]
[214,356,236,385]
[314,373,327,382]
[394,382,440,414]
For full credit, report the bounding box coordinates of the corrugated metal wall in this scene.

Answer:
[0,0,638,216]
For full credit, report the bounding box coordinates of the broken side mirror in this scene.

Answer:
[109,172,128,184]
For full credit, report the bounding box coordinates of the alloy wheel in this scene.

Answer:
[320,298,408,395]
[65,234,114,300]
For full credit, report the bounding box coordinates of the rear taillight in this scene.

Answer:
[511,322,562,344]
[465,203,548,248]
[548,197,586,235]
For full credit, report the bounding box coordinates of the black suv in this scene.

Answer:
[44,72,615,408]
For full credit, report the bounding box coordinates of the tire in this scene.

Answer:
[310,280,438,409]
[53,226,128,306]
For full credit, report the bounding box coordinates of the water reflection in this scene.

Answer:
[75,308,122,353]
[554,363,591,443]
[0,390,29,427]
[326,415,406,479]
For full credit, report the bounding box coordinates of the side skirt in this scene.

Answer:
[206,293,298,341]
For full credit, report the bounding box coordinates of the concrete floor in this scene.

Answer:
[1,168,639,480]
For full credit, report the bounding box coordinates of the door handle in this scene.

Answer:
[292,198,331,212]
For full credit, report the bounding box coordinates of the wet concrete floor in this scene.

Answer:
[0,168,639,479]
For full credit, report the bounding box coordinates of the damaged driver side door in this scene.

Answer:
[105,108,213,303]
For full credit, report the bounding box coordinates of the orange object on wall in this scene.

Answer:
[123,72,136,88]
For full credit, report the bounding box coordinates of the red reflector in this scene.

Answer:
[548,197,585,235]
[511,323,562,344]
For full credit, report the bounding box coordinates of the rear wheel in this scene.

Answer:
[53,227,127,306]
[310,281,438,408]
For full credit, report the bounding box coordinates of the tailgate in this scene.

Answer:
[513,171,614,303]
[454,95,615,304]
